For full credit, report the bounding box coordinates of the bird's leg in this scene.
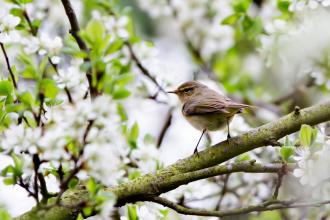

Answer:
[194,129,206,155]
[226,119,231,140]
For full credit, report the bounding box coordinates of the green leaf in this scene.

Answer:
[82,207,93,217]
[105,39,124,55]
[222,13,242,25]
[280,146,295,162]
[76,213,84,220]
[233,0,251,13]
[12,153,23,176]
[128,170,141,180]
[159,209,170,218]
[0,81,13,96]
[127,205,138,220]
[115,73,135,87]
[1,165,15,176]
[39,79,59,99]
[45,98,63,107]
[113,88,131,99]
[80,19,107,53]
[299,124,318,147]
[129,122,139,149]
[117,103,128,121]
[3,178,15,185]
[20,0,33,3]
[68,177,79,189]
[86,178,98,195]
[0,208,12,220]
[18,92,34,108]
[277,0,290,13]
[10,8,23,17]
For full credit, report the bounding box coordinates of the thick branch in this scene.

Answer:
[15,100,330,219]
[111,101,330,205]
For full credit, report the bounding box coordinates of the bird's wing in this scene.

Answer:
[182,96,231,116]
[182,94,252,116]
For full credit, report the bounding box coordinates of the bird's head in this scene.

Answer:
[167,81,207,102]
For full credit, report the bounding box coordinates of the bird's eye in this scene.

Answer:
[183,88,193,93]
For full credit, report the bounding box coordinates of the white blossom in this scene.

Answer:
[92,11,130,39]
[136,0,234,59]
[22,33,62,62]
[293,144,330,186]
[54,66,85,89]
[0,10,21,43]
[0,124,41,154]
[289,0,330,11]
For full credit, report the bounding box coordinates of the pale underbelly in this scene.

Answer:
[184,114,234,131]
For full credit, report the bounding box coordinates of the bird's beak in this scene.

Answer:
[167,90,177,94]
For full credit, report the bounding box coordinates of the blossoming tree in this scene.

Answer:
[1,0,330,219]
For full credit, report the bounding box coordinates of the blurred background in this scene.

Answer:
[1,0,330,219]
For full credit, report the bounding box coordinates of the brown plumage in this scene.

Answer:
[168,81,253,154]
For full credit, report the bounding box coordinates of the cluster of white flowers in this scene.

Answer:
[0,9,21,44]
[137,0,234,59]
[0,95,131,185]
[22,33,63,64]
[1,124,41,154]
[54,65,85,89]
[289,0,330,11]
[293,144,330,186]
[53,59,89,102]
[260,9,330,91]
[91,11,130,40]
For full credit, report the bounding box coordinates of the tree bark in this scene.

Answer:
[14,100,330,220]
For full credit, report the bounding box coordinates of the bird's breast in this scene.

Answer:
[184,114,234,131]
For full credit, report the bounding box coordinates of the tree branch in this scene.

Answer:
[60,0,88,51]
[15,100,330,219]
[125,42,166,94]
[60,0,95,97]
[0,43,17,88]
[148,197,330,218]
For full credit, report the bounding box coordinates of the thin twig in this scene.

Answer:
[125,42,166,94]
[149,196,330,218]
[156,107,173,148]
[18,177,37,202]
[0,43,17,88]
[83,120,94,144]
[273,164,286,199]
[23,10,37,35]
[36,93,44,126]
[167,162,293,188]
[216,174,230,210]
[60,0,88,51]
[56,162,83,204]
[32,154,40,203]
[60,0,95,97]
[166,0,217,81]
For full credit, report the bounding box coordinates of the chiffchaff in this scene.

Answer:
[168,81,253,155]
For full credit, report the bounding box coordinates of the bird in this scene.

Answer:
[168,81,253,155]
